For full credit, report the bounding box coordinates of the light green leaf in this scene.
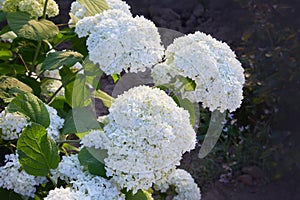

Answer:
[7,92,50,127]
[78,0,109,16]
[93,89,114,108]
[41,51,83,72]
[17,123,60,176]
[180,98,196,126]
[0,76,32,103]
[7,12,59,41]
[0,50,12,60]
[62,107,100,134]
[72,74,91,107]
[125,189,153,200]
[78,147,107,177]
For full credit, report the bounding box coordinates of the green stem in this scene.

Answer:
[29,0,49,73]
[47,174,57,188]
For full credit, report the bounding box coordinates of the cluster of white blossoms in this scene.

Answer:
[0,0,59,18]
[0,110,28,140]
[41,69,65,98]
[0,104,64,142]
[75,9,164,75]
[0,153,47,197]
[44,187,88,200]
[50,154,125,200]
[81,85,197,193]
[156,169,201,200]
[152,31,245,112]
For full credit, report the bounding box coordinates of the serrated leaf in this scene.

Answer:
[78,0,109,16]
[7,12,59,41]
[62,107,100,134]
[0,76,32,103]
[93,89,114,108]
[41,51,83,72]
[78,147,107,177]
[7,92,50,127]
[125,189,153,200]
[17,123,60,176]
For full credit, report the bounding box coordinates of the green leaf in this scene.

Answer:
[0,12,7,21]
[111,74,120,83]
[62,107,100,134]
[17,123,60,176]
[93,89,114,108]
[78,0,109,16]
[7,12,59,41]
[0,76,32,103]
[0,50,12,60]
[78,147,107,177]
[70,74,91,108]
[0,188,23,200]
[41,51,83,72]
[7,92,50,127]
[125,189,153,200]
[180,98,196,126]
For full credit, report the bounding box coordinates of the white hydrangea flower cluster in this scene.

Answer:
[152,31,245,112]
[1,0,59,18]
[50,154,125,200]
[156,169,201,200]
[81,85,197,193]
[0,110,28,140]
[75,9,164,75]
[45,104,64,143]
[44,187,88,200]
[41,69,65,98]
[0,104,63,142]
[50,154,85,183]
[0,153,47,198]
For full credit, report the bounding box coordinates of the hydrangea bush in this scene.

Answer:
[0,0,244,199]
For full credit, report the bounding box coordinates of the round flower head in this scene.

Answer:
[155,169,201,200]
[45,187,88,200]
[0,153,47,197]
[2,0,59,18]
[152,31,245,112]
[82,85,196,193]
[76,9,164,75]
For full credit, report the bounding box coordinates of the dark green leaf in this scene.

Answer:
[0,188,23,200]
[41,51,83,72]
[78,147,107,177]
[17,123,60,176]
[16,75,41,96]
[0,12,7,22]
[62,107,100,134]
[7,92,50,127]
[7,12,59,41]
[78,0,109,16]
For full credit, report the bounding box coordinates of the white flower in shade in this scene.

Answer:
[78,9,164,75]
[152,31,245,112]
[45,187,88,200]
[41,69,65,98]
[0,110,28,140]
[0,153,47,198]
[2,0,59,18]
[45,104,64,142]
[81,86,196,193]
[50,154,85,183]
[155,169,201,200]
